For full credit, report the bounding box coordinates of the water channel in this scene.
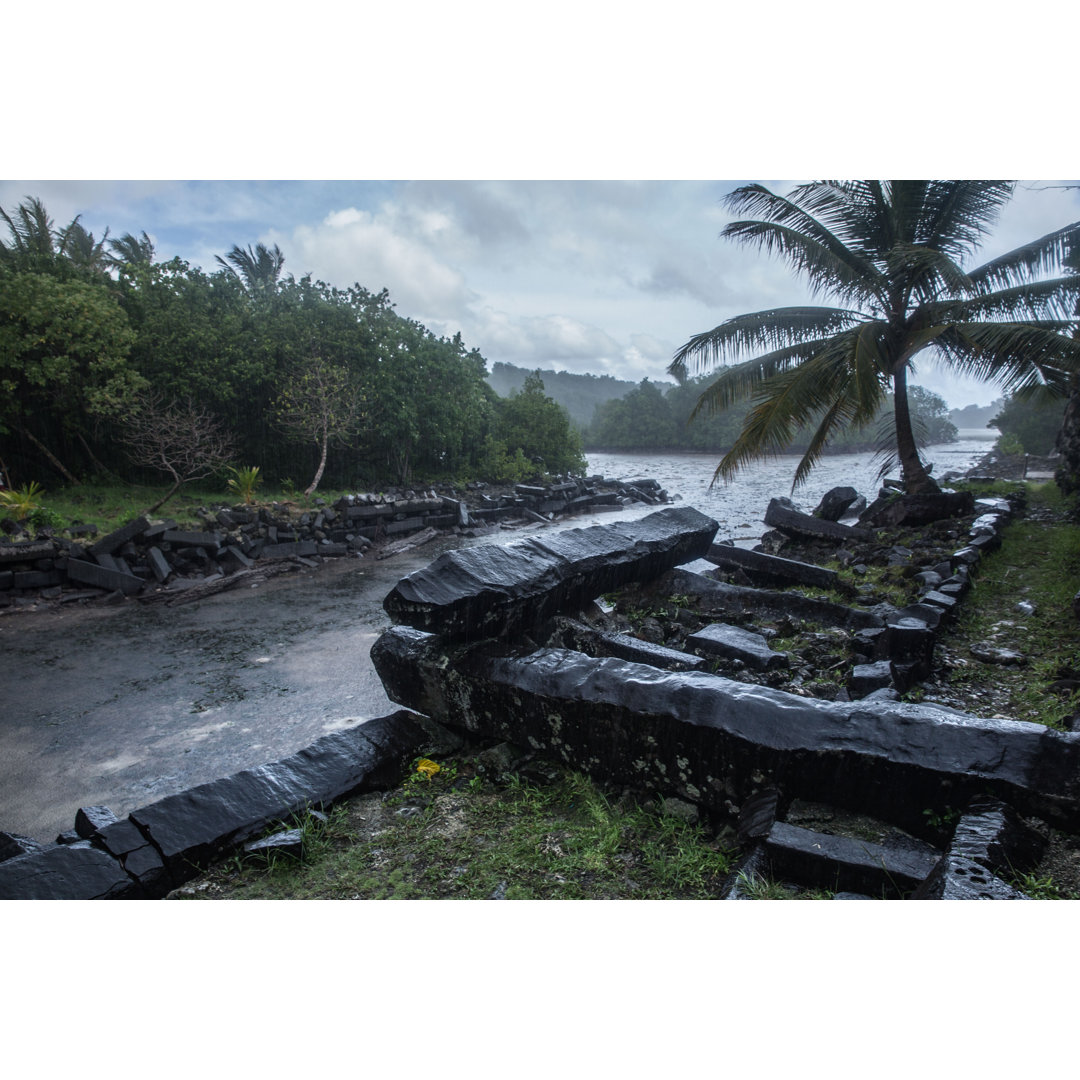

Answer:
[1,434,996,840]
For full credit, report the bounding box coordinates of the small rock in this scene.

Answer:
[970,645,1026,666]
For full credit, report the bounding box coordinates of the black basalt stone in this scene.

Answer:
[862,491,974,528]
[911,855,1029,899]
[948,796,1047,876]
[704,543,840,590]
[382,506,718,642]
[764,499,872,542]
[762,822,939,898]
[370,627,1080,837]
[75,805,118,839]
[0,841,136,899]
[671,568,884,631]
[687,622,789,671]
[0,831,45,863]
[813,486,859,522]
[129,710,437,885]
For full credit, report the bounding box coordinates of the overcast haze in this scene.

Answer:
[3,179,1077,410]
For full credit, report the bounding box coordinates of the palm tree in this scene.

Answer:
[215,241,285,294]
[0,195,59,267]
[670,181,1080,495]
[57,217,110,272]
[107,230,156,269]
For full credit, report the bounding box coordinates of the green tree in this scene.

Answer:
[588,379,676,449]
[0,270,140,482]
[671,181,1080,493]
[990,392,1066,456]
[491,371,586,476]
[273,355,363,495]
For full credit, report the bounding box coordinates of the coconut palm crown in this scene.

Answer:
[669,181,1080,494]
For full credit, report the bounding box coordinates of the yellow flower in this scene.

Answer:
[415,758,441,779]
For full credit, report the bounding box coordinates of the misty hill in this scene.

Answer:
[486,362,673,429]
[949,400,1004,430]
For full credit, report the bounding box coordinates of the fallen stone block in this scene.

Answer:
[765,498,872,542]
[850,661,893,696]
[0,831,45,863]
[243,828,304,860]
[92,818,169,896]
[813,486,859,522]
[687,623,789,671]
[75,805,118,839]
[87,517,150,557]
[705,543,840,590]
[129,710,442,886]
[147,546,173,583]
[948,796,1047,876]
[862,491,974,528]
[0,539,58,565]
[13,570,62,589]
[0,841,137,900]
[911,855,1029,899]
[66,559,144,596]
[548,620,708,672]
[162,530,222,552]
[762,821,940,898]
[260,540,318,560]
[737,789,784,845]
[383,506,718,642]
[371,628,1080,838]
[669,569,883,631]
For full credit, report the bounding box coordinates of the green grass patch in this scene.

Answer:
[183,758,736,900]
[19,482,357,533]
[940,482,1080,728]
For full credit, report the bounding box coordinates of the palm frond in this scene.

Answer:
[923,277,1080,322]
[967,223,1080,292]
[709,328,889,486]
[935,322,1080,393]
[915,181,1014,260]
[722,220,885,308]
[883,242,972,302]
[668,306,865,378]
[688,339,840,420]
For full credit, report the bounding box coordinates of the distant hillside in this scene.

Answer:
[486,362,673,429]
[949,400,1004,430]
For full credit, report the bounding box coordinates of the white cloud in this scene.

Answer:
[278,206,477,319]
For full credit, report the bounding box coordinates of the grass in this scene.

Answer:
[13,481,357,534]
[938,482,1080,729]
[177,754,736,900]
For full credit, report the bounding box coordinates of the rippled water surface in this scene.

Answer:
[586,434,996,542]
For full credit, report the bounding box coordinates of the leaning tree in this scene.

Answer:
[671,181,1080,494]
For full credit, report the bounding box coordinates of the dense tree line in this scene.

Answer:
[0,197,585,494]
[585,375,957,456]
[487,361,658,429]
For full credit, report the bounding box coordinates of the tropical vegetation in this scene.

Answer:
[586,375,957,454]
[0,196,584,502]
[670,181,1080,493]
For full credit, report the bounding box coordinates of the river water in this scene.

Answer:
[585,431,996,541]
[1,433,996,840]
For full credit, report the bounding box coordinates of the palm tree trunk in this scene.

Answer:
[893,366,940,495]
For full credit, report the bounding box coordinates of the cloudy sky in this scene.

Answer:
[3,178,1078,409]
[5,3,1077,416]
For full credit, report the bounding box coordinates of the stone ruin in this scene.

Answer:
[0,475,669,611]
[1,491,1073,899]
[371,499,1078,899]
